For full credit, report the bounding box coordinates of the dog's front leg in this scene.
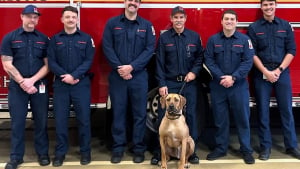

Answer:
[160,136,167,169]
[179,138,188,169]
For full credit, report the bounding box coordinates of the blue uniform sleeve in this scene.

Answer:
[285,23,296,56]
[70,35,95,79]
[155,35,167,87]
[102,19,123,70]
[130,22,156,72]
[190,35,203,76]
[47,36,68,76]
[0,33,13,56]
[204,36,225,81]
[247,24,258,56]
[232,37,254,80]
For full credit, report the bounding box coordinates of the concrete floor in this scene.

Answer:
[1,118,300,169]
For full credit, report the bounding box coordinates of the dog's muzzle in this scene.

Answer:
[166,104,181,120]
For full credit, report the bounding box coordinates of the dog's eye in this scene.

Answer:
[174,98,179,102]
[166,98,171,102]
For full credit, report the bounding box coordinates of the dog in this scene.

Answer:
[159,93,195,169]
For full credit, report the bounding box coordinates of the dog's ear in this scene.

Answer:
[179,95,186,109]
[160,96,166,109]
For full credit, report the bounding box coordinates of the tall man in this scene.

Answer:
[47,6,95,167]
[102,0,156,164]
[247,0,300,160]
[152,6,203,165]
[1,5,50,169]
[205,9,255,164]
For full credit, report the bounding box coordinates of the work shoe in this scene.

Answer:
[38,155,50,166]
[286,148,300,159]
[206,150,226,160]
[110,152,123,164]
[52,156,65,167]
[133,152,145,163]
[150,152,161,165]
[188,153,199,164]
[5,159,24,169]
[80,154,91,165]
[242,153,255,164]
[258,148,271,160]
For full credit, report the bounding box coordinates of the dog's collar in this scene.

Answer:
[166,113,181,120]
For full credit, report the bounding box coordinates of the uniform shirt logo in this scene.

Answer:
[36,41,45,44]
[166,44,174,46]
[137,29,146,32]
[277,30,286,33]
[248,40,253,49]
[12,40,23,43]
[151,26,156,36]
[233,44,243,47]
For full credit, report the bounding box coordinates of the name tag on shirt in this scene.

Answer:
[263,74,267,80]
[39,82,45,93]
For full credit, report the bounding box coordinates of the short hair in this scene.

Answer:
[261,0,276,4]
[222,9,238,20]
[62,6,78,15]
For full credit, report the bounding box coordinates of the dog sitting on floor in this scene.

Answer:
[159,93,195,169]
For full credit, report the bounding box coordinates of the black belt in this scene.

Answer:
[176,75,184,82]
[167,75,185,82]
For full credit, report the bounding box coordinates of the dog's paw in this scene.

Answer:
[184,163,190,168]
[161,166,167,169]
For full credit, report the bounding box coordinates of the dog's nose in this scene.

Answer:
[168,104,176,112]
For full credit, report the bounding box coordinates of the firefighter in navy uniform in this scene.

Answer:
[47,6,95,167]
[0,5,50,169]
[102,0,156,164]
[247,0,300,160]
[205,9,255,164]
[152,6,203,165]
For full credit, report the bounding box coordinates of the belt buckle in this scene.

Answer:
[177,75,183,82]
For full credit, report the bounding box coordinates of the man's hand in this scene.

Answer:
[118,65,133,77]
[264,69,280,83]
[159,86,168,97]
[61,74,79,85]
[220,75,235,88]
[184,72,196,82]
[20,78,35,92]
[122,74,133,80]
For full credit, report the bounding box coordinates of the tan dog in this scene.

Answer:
[159,93,195,169]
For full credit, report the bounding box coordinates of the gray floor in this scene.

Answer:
[1,118,300,169]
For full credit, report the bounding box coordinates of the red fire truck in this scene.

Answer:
[0,0,300,129]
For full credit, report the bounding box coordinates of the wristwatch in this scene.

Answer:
[278,66,284,72]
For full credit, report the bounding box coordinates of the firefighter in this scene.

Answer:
[47,6,95,167]
[0,5,50,169]
[204,9,255,164]
[247,0,300,160]
[102,0,156,164]
[152,6,204,165]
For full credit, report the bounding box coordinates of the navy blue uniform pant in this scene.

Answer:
[109,70,148,153]
[253,68,298,149]
[53,77,91,157]
[210,80,252,154]
[8,80,49,161]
